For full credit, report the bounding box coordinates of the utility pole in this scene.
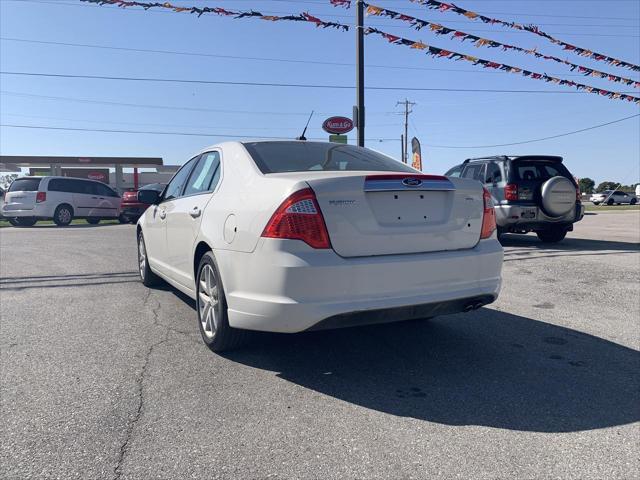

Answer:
[396,99,415,163]
[355,0,365,147]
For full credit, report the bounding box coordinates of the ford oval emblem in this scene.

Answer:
[402,178,423,187]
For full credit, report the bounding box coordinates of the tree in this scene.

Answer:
[578,177,595,194]
[0,173,19,190]
[596,181,618,192]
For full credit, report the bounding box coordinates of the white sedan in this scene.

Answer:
[590,190,638,205]
[136,141,503,351]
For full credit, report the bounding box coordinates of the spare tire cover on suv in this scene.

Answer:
[540,176,575,217]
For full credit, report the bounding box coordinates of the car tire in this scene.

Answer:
[631,199,637,205]
[86,218,100,225]
[536,227,567,243]
[496,226,507,243]
[118,214,128,224]
[607,199,614,206]
[592,201,600,205]
[196,251,247,352]
[137,231,162,287]
[53,205,73,226]
[9,217,37,227]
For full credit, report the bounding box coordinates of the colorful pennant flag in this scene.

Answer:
[363,2,639,89]
[406,0,640,73]
[80,0,640,104]
[79,0,349,30]
[333,0,640,73]
[363,27,640,104]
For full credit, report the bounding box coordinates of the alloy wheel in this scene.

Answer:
[198,264,219,339]
[138,235,147,279]
[59,208,72,224]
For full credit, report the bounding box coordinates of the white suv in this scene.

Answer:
[2,176,122,227]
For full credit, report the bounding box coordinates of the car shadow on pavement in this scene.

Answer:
[222,308,640,433]
[500,235,640,252]
[23,224,122,229]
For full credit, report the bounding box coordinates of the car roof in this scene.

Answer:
[463,155,563,164]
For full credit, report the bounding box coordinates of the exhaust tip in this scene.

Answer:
[464,301,486,313]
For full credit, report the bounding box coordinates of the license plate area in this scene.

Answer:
[520,207,537,219]
[366,191,451,226]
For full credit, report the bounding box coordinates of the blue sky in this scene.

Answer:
[1,0,639,184]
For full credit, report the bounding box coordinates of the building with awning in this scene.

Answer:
[0,156,177,191]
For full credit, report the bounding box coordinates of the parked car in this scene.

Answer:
[590,190,637,205]
[1,176,121,226]
[120,183,166,223]
[136,141,503,351]
[445,155,584,243]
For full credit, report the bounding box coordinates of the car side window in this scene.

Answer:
[70,180,92,195]
[183,152,221,197]
[48,179,65,192]
[445,165,463,177]
[485,163,502,184]
[163,157,199,202]
[95,183,117,197]
[462,163,486,182]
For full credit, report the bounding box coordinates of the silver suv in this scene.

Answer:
[446,155,584,243]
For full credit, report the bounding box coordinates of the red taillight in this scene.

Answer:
[504,184,518,201]
[36,191,46,203]
[480,187,497,239]
[262,188,331,249]
[576,186,581,202]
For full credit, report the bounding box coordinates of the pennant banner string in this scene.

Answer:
[364,27,640,104]
[363,2,639,89]
[332,0,640,73]
[79,0,639,104]
[409,0,640,73]
[79,0,349,30]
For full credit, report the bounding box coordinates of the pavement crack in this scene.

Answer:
[112,291,168,480]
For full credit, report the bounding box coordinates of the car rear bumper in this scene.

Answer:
[495,202,584,230]
[120,205,147,218]
[216,237,503,333]
[1,204,49,218]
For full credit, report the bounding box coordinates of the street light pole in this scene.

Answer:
[355,0,365,147]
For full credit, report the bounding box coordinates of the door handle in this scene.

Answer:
[189,207,201,218]
[159,209,166,220]
[91,196,98,199]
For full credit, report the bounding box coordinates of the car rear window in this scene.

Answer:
[243,142,415,174]
[8,178,41,192]
[513,161,573,182]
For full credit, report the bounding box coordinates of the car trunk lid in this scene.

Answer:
[305,174,484,257]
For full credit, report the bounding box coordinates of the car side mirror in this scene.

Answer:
[137,189,161,205]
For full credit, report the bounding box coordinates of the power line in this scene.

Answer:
[0,123,399,142]
[2,113,637,148]
[0,90,401,116]
[3,71,636,94]
[0,112,401,129]
[425,113,640,148]
[3,37,636,79]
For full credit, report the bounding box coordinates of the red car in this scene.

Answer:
[120,183,165,223]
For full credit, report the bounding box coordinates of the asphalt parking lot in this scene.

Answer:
[1,211,639,479]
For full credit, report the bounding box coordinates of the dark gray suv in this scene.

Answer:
[445,155,584,243]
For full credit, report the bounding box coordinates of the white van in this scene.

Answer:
[2,176,122,227]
